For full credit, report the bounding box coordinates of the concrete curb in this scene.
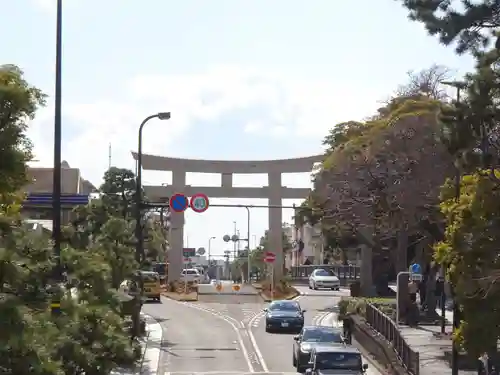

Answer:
[259,287,301,302]
[138,313,162,375]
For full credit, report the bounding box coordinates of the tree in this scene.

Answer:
[300,93,455,296]
[393,64,452,100]
[0,66,141,374]
[398,0,500,54]
[0,64,45,201]
[435,171,500,357]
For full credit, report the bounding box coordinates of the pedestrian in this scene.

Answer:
[408,279,418,304]
[342,313,353,344]
[479,352,489,375]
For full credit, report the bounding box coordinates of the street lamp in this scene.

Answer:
[52,0,63,283]
[441,80,467,375]
[135,112,171,265]
[208,236,216,263]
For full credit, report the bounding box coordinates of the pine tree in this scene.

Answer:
[398,0,500,54]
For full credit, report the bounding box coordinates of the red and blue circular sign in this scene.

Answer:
[190,193,209,213]
[169,193,189,213]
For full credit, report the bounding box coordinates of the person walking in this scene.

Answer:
[408,279,418,303]
[342,313,353,344]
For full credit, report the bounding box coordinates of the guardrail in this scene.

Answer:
[289,265,360,285]
[365,303,420,375]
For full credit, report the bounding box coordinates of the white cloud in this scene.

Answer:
[31,0,79,12]
[27,64,382,250]
[244,121,263,133]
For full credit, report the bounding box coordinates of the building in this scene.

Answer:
[21,161,96,224]
[289,221,324,266]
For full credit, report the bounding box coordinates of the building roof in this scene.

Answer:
[25,161,96,194]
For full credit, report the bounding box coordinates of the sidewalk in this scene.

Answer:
[111,313,162,375]
[397,324,476,375]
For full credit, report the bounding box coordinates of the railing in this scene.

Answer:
[365,303,420,375]
[289,265,360,285]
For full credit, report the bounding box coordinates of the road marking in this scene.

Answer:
[179,302,255,372]
[246,312,268,372]
[244,293,302,372]
[312,312,327,326]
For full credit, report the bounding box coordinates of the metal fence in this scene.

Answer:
[365,303,420,375]
[289,265,360,285]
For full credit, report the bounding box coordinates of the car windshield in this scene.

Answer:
[302,328,343,343]
[186,270,198,275]
[315,269,335,277]
[315,352,362,370]
[269,302,300,311]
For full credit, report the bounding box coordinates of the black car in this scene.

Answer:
[264,300,305,333]
[305,344,368,374]
[293,326,346,372]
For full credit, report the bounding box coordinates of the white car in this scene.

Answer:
[309,269,340,290]
[180,268,202,283]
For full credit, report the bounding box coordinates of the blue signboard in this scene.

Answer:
[24,193,89,206]
[410,263,422,274]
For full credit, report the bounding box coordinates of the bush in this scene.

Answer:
[338,297,396,320]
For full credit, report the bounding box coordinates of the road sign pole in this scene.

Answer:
[271,266,274,300]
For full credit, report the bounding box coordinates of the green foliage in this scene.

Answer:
[0,65,45,200]
[398,0,500,54]
[0,67,141,374]
[337,297,396,320]
[435,170,500,356]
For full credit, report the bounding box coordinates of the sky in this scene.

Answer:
[2,0,475,258]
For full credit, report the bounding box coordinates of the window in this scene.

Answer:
[269,301,300,311]
[186,270,199,275]
[315,352,362,370]
[302,328,343,343]
[315,269,335,277]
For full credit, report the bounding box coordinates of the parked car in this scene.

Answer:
[305,344,368,374]
[293,326,346,372]
[309,268,340,290]
[180,268,202,283]
[264,300,305,333]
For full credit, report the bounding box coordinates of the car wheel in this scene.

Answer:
[313,282,318,290]
[292,355,297,366]
[297,365,304,373]
[335,287,340,291]
[308,283,312,289]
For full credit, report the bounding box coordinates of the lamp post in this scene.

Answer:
[208,236,216,263]
[135,112,171,266]
[52,0,63,284]
[223,208,251,283]
[441,80,467,375]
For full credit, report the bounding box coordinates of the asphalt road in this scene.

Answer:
[143,285,383,375]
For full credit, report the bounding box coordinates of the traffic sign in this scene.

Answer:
[190,193,209,213]
[264,251,276,263]
[410,263,422,274]
[183,248,196,257]
[183,257,191,263]
[169,193,188,213]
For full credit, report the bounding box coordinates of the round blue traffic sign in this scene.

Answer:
[169,193,188,212]
[190,193,209,213]
[410,263,421,274]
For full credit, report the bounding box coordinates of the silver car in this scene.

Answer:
[309,269,340,290]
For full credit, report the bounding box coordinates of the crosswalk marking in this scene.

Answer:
[163,372,300,375]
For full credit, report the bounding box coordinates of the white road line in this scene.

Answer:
[179,302,255,373]
[244,293,303,373]
[247,312,268,372]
